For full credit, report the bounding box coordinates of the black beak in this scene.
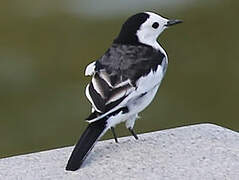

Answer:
[165,19,183,27]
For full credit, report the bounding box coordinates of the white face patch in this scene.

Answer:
[136,12,169,49]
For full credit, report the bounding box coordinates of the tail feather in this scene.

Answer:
[66,118,107,171]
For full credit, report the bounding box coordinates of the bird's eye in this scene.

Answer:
[152,22,159,29]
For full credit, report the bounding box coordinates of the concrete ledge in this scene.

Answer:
[1,123,239,180]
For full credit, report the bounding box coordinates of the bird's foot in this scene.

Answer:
[111,127,118,143]
[128,128,138,140]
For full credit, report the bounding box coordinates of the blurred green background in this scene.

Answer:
[0,0,239,158]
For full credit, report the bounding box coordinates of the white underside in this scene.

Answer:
[106,84,160,129]
[105,61,166,129]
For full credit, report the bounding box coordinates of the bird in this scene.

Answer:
[66,11,182,171]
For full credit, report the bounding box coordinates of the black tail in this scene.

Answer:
[66,119,107,171]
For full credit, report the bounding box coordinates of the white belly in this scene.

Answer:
[128,85,160,115]
[106,61,167,128]
[106,85,160,128]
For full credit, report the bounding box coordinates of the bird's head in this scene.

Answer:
[114,12,182,47]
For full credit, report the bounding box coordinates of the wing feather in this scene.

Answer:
[85,61,96,76]
[91,73,110,98]
[88,82,106,112]
[85,68,134,117]
[106,83,132,104]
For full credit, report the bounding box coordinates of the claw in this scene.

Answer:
[128,128,138,140]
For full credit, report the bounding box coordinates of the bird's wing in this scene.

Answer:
[85,68,135,114]
[84,59,167,123]
[84,44,167,122]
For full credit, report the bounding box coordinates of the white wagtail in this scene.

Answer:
[66,12,182,171]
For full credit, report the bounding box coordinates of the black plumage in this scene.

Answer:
[66,118,107,171]
[114,13,149,45]
[96,44,165,86]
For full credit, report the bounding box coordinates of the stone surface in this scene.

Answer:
[0,123,239,180]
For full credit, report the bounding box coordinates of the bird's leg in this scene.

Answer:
[111,127,118,143]
[128,128,138,140]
